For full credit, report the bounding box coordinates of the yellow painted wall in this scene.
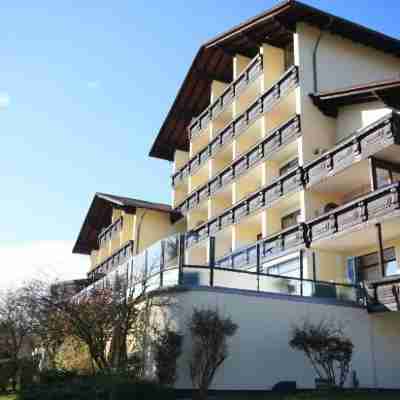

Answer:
[233,222,261,250]
[173,150,189,173]
[187,208,208,231]
[135,208,185,254]
[260,43,285,91]
[208,196,231,219]
[294,25,337,165]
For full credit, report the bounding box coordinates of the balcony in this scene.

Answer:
[172,66,299,188]
[188,54,264,142]
[216,223,307,269]
[97,217,123,252]
[177,115,301,214]
[308,182,400,252]
[88,240,134,281]
[304,112,400,189]
[366,276,400,312]
[79,239,359,308]
[185,167,304,249]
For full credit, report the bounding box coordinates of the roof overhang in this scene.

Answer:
[72,193,181,255]
[310,79,400,117]
[150,0,400,161]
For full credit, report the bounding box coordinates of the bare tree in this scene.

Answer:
[188,308,238,400]
[289,319,354,388]
[0,288,35,390]
[26,275,177,375]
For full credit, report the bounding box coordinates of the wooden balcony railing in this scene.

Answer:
[98,217,123,247]
[88,240,134,281]
[188,54,264,142]
[307,182,400,243]
[176,115,301,214]
[185,167,304,248]
[304,111,400,187]
[172,66,299,187]
[216,223,307,269]
[367,276,400,311]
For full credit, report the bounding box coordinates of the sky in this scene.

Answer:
[0,0,399,289]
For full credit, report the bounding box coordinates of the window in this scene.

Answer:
[358,247,399,281]
[281,210,301,230]
[265,257,300,278]
[279,158,299,176]
[376,167,391,188]
[284,41,294,70]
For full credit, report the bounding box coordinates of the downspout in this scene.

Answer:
[135,210,148,255]
[313,17,335,93]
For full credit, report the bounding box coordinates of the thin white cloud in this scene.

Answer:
[87,80,100,89]
[0,240,89,291]
[0,92,10,109]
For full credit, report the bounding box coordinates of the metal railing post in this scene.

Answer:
[178,234,185,285]
[300,249,304,296]
[160,240,165,289]
[256,242,261,292]
[209,236,216,287]
[142,250,148,294]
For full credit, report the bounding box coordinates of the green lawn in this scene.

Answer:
[221,391,400,400]
[0,395,16,400]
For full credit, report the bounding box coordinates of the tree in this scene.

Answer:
[289,319,354,388]
[188,308,238,400]
[54,336,93,374]
[0,288,35,390]
[153,328,183,385]
[27,276,176,375]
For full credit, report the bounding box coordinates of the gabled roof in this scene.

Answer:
[150,0,400,161]
[73,193,180,255]
[310,78,400,117]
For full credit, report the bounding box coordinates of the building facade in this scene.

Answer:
[73,0,400,390]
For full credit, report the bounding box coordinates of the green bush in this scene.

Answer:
[18,372,175,400]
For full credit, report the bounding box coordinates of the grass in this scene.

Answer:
[0,395,16,400]
[220,392,400,400]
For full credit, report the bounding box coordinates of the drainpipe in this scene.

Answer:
[313,17,335,93]
[135,210,148,255]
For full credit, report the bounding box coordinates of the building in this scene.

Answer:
[73,0,400,391]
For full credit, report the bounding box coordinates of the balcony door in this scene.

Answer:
[356,247,400,282]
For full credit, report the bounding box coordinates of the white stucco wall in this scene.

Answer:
[167,288,400,390]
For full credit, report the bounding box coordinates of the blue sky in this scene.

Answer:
[0,1,399,285]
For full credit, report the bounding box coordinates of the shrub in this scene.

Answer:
[188,308,238,400]
[54,336,93,374]
[0,359,17,392]
[289,319,354,388]
[153,329,183,385]
[18,372,175,400]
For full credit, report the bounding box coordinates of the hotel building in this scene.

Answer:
[73,1,400,390]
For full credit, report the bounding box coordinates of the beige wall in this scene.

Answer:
[295,22,400,164]
[303,24,400,92]
[135,208,185,254]
[168,288,400,390]
[336,102,391,143]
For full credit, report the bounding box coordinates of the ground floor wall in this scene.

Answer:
[166,288,400,390]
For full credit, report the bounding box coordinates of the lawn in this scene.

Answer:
[221,392,400,400]
[2,391,400,400]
